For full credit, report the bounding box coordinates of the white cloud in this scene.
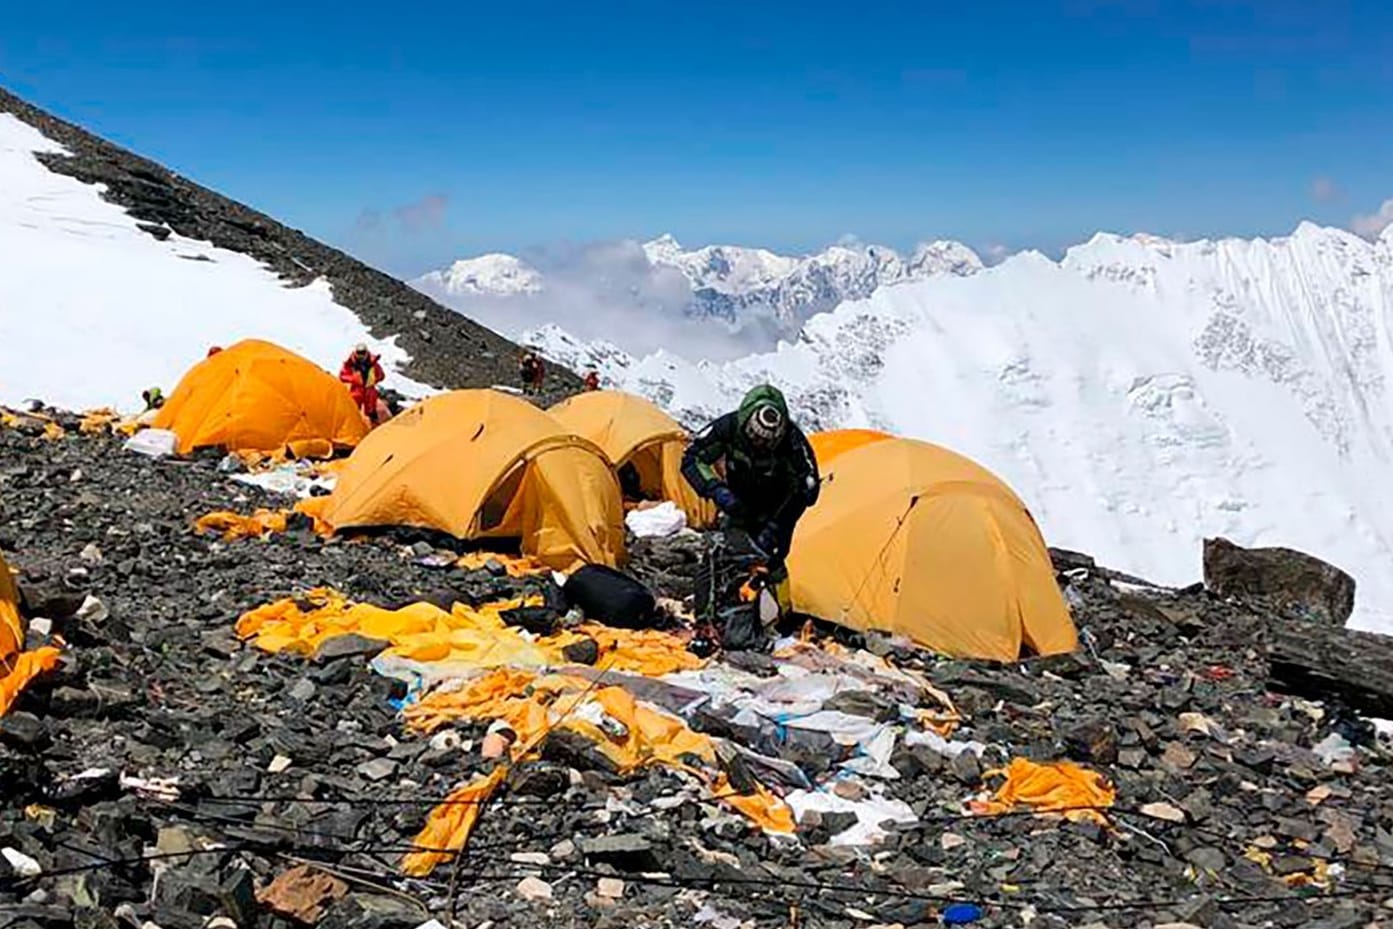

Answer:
[1311,176,1340,203]
[1351,199,1393,240]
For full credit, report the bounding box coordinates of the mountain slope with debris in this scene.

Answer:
[3,417,1393,929]
[0,87,576,409]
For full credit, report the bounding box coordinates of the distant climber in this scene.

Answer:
[682,384,819,597]
[518,350,546,396]
[141,387,165,411]
[583,370,601,392]
[339,343,387,424]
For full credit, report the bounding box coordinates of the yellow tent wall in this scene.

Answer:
[549,391,716,528]
[153,339,369,456]
[1,550,21,666]
[807,429,892,467]
[788,438,1076,661]
[321,390,625,571]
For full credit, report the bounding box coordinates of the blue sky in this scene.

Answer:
[3,0,1390,276]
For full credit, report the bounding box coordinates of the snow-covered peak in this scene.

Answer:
[641,233,684,265]
[907,240,984,277]
[414,253,543,297]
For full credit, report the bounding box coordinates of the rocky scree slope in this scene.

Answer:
[2,423,1393,928]
[0,87,579,398]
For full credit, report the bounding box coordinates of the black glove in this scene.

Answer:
[711,485,739,514]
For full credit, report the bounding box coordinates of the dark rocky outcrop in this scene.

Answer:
[1204,536,1356,625]
[0,86,580,400]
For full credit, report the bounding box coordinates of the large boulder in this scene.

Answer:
[1202,537,1355,625]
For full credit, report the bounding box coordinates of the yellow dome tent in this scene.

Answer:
[790,436,1076,661]
[807,428,892,466]
[320,390,625,571]
[549,391,716,528]
[153,339,370,456]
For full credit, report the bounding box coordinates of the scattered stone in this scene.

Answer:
[1161,741,1196,771]
[577,834,660,872]
[356,758,397,782]
[596,877,624,899]
[1140,802,1186,824]
[314,633,389,661]
[515,876,553,902]
[268,755,292,774]
[257,864,349,923]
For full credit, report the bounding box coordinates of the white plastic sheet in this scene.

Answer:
[625,501,688,538]
[122,428,177,458]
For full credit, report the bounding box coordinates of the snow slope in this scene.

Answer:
[0,113,424,412]
[533,224,1393,632]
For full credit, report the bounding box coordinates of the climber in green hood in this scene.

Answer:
[681,384,820,580]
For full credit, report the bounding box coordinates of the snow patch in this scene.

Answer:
[0,113,427,413]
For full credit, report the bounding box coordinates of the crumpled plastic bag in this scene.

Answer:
[969,757,1115,824]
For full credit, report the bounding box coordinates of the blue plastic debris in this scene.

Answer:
[942,902,983,925]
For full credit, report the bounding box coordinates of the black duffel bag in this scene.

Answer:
[562,564,656,629]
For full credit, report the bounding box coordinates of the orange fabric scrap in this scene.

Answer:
[456,552,549,578]
[1,553,62,717]
[401,766,507,876]
[403,669,794,841]
[194,508,290,541]
[969,757,1116,825]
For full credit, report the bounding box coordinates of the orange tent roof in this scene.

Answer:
[789,437,1076,661]
[153,339,369,456]
[321,390,625,571]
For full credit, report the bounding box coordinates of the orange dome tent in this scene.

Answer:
[789,437,1076,661]
[549,391,716,528]
[320,390,625,571]
[807,428,892,467]
[153,339,370,456]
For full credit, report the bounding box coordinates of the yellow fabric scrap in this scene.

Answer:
[79,409,121,435]
[970,757,1115,825]
[456,552,549,578]
[401,767,507,877]
[404,669,792,842]
[236,590,703,677]
[2,553,62,717]
[195,509,291,542]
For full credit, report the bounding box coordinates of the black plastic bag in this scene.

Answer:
[563,564,656,629]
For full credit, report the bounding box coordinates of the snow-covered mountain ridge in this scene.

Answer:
[414,234,984,337]
[530,222,1393,631]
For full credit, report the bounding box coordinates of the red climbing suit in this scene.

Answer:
[339,349,385,423]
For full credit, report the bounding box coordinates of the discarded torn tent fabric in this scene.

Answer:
[969,757,1116,825]
[403,668,793,839]
[401,767,507,877]
[194,509,290,542]
[235,589,703,677]
[1,551,61,717]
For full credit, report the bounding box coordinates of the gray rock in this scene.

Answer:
[356,758,398,782]
[1203,537,1355,625]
